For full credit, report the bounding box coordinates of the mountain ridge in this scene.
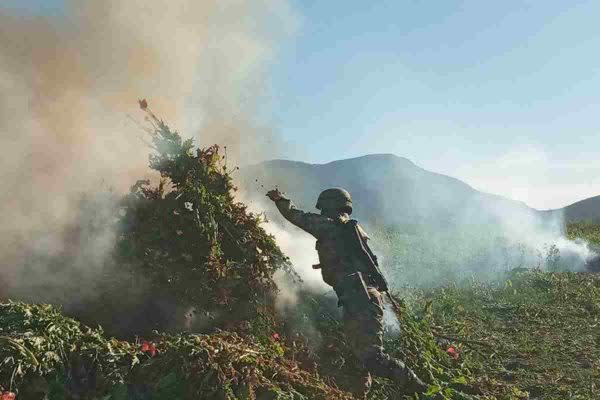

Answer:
[254,153,533,202]
[548,194,600,223]
[239,153,546,230]
[245,153,595,219]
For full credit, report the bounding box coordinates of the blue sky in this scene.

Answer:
[269,1,600,208]
[6,0,600,208]
[272,1,599,163]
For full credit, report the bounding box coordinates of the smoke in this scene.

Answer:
[238,189,330,312]
[455,146,600,211]
[265,222,326,291]
[477,200,594,272]
[338,154,598,287]
[237,155,597,293]
[374,182,595,288]
[267,220,332,314]
[0,1,296,305]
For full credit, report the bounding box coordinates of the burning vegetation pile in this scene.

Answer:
[65,105,295,338]
[112,105,292,333]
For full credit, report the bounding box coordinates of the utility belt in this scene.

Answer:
[332,271,374,307]
[312,263,377,306]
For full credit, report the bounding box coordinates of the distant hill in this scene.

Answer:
[238,153,540,230]
[549,195,600,223]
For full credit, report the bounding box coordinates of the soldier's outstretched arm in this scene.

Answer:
[266,189,329,237]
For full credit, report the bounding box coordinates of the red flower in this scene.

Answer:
[141,341,157,357]
[1,392,16,400]
[447,346,459,359]
[271,332,281,342]
[138,98,148,110]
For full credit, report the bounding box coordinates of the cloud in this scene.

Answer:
[455,146,600,209]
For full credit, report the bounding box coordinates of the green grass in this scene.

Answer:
[567,222,600,247]
[406,270,600,400]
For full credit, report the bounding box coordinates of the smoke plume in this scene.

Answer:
[237,155,597,292]
[0,1,296,304]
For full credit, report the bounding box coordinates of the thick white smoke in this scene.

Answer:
[375,185,595,289]
[480,200,594,272]
[0,1,296,303]
[238,189,330,314]
[239,155,597,292]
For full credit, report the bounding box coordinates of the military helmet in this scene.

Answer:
[316,188,353,214]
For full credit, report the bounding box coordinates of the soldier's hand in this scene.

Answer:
[266,188,284,202]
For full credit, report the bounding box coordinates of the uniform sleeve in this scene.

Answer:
[273,197,332,238]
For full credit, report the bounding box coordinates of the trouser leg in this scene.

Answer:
[344,372,372,399]
[342,287,427,394]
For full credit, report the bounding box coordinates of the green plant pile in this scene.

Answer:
[108,106,293,333]
[0,301,354,399]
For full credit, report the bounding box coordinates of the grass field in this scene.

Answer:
[567,222,600,247]
[399,270,600,400]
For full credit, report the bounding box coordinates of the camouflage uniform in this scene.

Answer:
[271,191,426,396]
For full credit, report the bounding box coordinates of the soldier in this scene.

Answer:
[266,187,427,396]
